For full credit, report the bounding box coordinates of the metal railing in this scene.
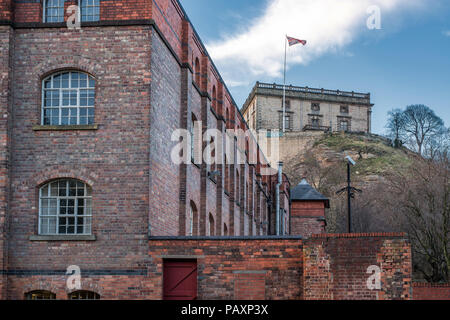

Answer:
[256,82,370,99]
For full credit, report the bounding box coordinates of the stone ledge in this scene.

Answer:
[29,235,96,241]
[149,236,303,241]
[310,232,407,239]
[32,124,99,131]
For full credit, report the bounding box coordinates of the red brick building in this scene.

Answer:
[290,179,329,238]
[0,0,427,301]
[0,0,295,299]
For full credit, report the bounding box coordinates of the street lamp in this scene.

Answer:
[336,156,362,233]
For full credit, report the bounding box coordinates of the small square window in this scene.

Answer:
[341,105,349,114]
[312,103,320,112]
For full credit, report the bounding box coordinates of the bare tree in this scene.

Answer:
[401,105,445,155]
[385,155,450,282]
[386,108,405,148]
[423,126,450,160]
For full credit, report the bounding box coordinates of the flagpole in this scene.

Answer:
[282,35,287,133]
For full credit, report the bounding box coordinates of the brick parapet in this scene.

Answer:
[413,283,450,300]
[303,234,412,300]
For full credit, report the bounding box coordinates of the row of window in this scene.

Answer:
[284,101,350,114]
[280,114,352,132]
[25,290,100,300]
[44,0,100,23]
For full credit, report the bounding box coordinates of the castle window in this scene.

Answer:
[339,120,349,132]
[68,291,100,300]
[44,0,65,23]
[311,116,320,127]
[80,0,100,22]
[25,290,56,300]
[279,113,291,131]
[340,105,349,114]
[39,179,92,235]
[311,103,320,112]
[42,71,95,126]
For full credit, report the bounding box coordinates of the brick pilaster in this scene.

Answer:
[0,25,12,299]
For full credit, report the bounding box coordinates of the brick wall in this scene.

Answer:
[291,201,326,238]
[0,0,12,21]
[413,283,450,300]
[148,237,304,300]
[0,25,12,299]
[8,26,152,271]
[303,233,413,300]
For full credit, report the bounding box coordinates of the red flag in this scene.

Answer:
[287,36,307,46]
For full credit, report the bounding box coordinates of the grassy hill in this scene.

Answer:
[283,132,415,187]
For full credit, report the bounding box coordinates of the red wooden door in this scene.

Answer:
[163,260,198,300]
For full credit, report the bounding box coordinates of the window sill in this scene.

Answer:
[29,235,96,241]
[32,125,99,131]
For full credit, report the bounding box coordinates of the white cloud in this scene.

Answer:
[444,30,450,37]
[206,0,425,84]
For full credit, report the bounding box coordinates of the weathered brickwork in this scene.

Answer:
[0,0,419,301]
[0,0,287,298]
[0,24,12,299]
[303,233,413,300]
[148,238,304,300]
[413,283,450,300]
[9,26,152,273]
[291,202,326,238]
[7,274,155,300]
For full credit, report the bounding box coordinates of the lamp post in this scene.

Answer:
[336,156,362,233]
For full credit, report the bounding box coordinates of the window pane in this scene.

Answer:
[42,72,95,126]
[61,73,69,88]
[40,180,93,235]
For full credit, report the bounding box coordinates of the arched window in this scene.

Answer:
[188,202,197,236]
[212,86,217,110]
[224,155,229,193]
[43,0,65,23]
[42,71,95,126]
[194,58,200,85]
[39,179,92,235]
[80,0,100,22]
[69,290,100,300]
[209,213,215,236]
[236,171,240,205]
[25,290,56,300]
[190,114,197,163]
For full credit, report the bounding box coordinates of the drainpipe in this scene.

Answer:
[275,162,283,236]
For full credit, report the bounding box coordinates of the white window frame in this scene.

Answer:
[79,0,100,22]
[38,179,93,236]
[41,71,95,126]
[43,0,66,23]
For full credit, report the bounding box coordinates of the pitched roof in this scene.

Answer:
[291,179,330,208]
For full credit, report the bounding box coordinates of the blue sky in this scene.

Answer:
[180,0,450,134]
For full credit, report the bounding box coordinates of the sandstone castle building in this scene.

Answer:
[0,0,427,301]
[242,82,374,134]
